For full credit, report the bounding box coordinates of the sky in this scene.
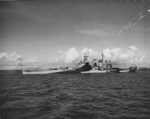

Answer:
[0,0,150,68]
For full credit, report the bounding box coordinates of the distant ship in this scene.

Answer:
[22,53,137,74]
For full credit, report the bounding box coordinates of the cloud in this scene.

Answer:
[81,48,99,60]
[1,46,145,68]
[56,47,79,64]
[56,47,99,64]
[56,46,146,67]
[0,52,40,66]
[103,46,145,65]
[0,52,22,65]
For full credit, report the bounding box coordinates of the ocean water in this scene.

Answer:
[0,71,150,119]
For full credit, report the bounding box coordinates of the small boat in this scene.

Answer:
[111,66,137,73]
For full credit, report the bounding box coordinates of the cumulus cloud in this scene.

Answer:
[0,52,22,65]
[81,48,99,60]
[103,46,145,65]
[56,47,99,64]
[0,52,40,66]
[56,47,79,64]
[56,46,146,67]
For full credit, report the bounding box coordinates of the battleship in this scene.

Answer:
[22,53,137,74]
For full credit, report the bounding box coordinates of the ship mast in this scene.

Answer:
[102,52,104,63]
[83,52,88,63]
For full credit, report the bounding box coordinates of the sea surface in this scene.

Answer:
[0,71,150,119]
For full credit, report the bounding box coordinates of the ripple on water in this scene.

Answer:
[0,72,150,119]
